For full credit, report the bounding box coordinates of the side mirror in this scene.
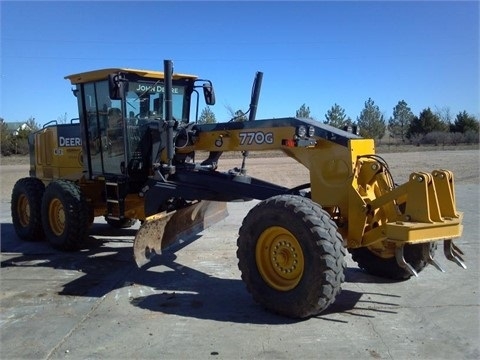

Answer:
[203,82,216,105]
[108,73,129,100]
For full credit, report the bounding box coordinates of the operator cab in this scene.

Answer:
[65,68,214,187]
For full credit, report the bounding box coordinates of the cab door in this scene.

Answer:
[82,80,126,176]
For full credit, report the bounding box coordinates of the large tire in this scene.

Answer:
[105,217,137,229]
[350,242,436,280]
[41,180,89,251]
[237,194,346,319]
[11,177,45,241]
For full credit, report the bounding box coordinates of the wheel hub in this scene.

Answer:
[17,194,30,227]
[273,242,299,274]
[49,198,65,236]
[256,226,304,291]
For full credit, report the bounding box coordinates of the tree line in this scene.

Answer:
[295,100,479,145]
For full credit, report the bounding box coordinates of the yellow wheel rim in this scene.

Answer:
[255,226,304,291]
[48,198,65,236]
[17,194,30,227]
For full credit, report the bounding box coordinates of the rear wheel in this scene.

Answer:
[350,242,436,280]
[11,177,45,241]
[237,194,346,318]
[41,180,89,251]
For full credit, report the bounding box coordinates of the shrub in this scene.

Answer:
[464,130,479,144]
[409,133,424,146]
[1,136,30,156]
[423,131,448,146]
[449,132,465,145]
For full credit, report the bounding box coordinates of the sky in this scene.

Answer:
[1,1,479,127]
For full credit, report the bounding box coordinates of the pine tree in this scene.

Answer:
[388,100,414,143]
[324,103,351,129]
[356,98,386,140]
[197,106,217,124]
[451,111,479,133]
[296,104,312,119]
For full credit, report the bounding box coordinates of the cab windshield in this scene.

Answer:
[125,81,186,122]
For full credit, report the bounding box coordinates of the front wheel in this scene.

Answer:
[41,180,89,251]
[11,177,45,241]
[350,242,436,280]
[237,194,346,318]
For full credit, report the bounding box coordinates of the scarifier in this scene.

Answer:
[11,60,465,318]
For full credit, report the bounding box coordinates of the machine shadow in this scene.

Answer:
[128,251,400,324]
[1,222,400,324]
[128,261,400,323]
[1,222,138,297]
[345,267,407,284]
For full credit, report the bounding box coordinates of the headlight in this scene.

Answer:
[308,126,315,137]
[297,125,307,138]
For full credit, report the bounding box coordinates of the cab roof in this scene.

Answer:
[65,68,198,85]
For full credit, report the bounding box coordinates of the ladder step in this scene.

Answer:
[105,179,126,220]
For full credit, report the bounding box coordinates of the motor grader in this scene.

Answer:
[11,60,465,318]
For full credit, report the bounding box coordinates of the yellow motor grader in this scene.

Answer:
[11,60,465,318]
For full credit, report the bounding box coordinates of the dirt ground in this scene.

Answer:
[0,149,478,203]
